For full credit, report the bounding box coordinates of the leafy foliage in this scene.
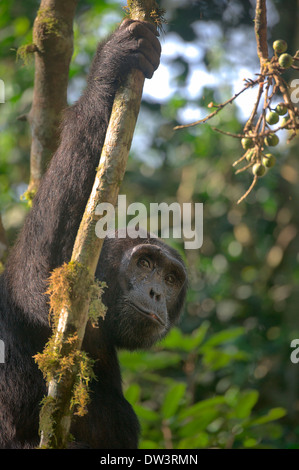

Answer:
[121,325,286,449]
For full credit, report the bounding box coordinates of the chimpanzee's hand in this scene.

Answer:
[117,19,161,78]
[97,19,161,80]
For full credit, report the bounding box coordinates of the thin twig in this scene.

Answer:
[244,81,264,132]
[232,150,251,167]
[235,161,254,174]
[237,175,258,205]
[211,127,244,138]
[173,80,258,130]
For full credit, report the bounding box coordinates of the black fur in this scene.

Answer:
[0,21,187,449]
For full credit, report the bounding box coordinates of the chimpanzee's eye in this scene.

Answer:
[138,257,151,269]
[165,273,176,285]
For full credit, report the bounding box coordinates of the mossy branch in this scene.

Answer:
[26,0,78,195]
[37,0,162,449]
[35,262,106,446]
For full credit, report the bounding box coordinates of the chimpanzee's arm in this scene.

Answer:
[5,20,161,324]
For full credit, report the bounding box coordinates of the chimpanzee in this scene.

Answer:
[0,19,187,448]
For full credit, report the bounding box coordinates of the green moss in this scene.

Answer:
[45,262,90,326]
[37,7,62,39]
[36,336,96,418]
[38,396,59,448]
[150,7,166,27]
[16,44,38,65]
[125,1,165,28]
[89,280,107,326]
[20,188,37,207]
[71,351,96,417]
[44,260,107,329]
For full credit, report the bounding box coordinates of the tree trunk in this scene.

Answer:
[28,0,78,194]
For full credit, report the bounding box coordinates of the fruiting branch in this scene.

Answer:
[174,0,299,204]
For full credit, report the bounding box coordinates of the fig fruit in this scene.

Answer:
[252,163,266,177]
[262,153,276,168]
[266,111,279,125]
[273,40,287,54]
[241,137,254,149]
[264,134,279,146]
[278,53,293,68]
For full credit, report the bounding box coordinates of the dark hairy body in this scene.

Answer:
[0,20,187,449]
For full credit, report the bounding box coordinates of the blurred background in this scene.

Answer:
[0,0,299,449]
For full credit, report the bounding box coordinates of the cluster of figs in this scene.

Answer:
[241,39,293,178]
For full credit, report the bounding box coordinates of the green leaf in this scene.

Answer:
[224,386,240,407]
[161,383,186,419]
[161,322,210,352]
[134,404,160,422]
[178,396,226,421]
[202,348,248,370]
[139,440,160,449]
[124,383,141,405]
[178,411,219,437]
[233,390,259,419]
[248,408,286,427]
[191,321,211,348]
[200,327,245,351]
[243,437,258,448]
[178,432,210,449]
[119,351,181,372]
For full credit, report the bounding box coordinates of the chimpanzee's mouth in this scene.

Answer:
[127,302,165,326]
